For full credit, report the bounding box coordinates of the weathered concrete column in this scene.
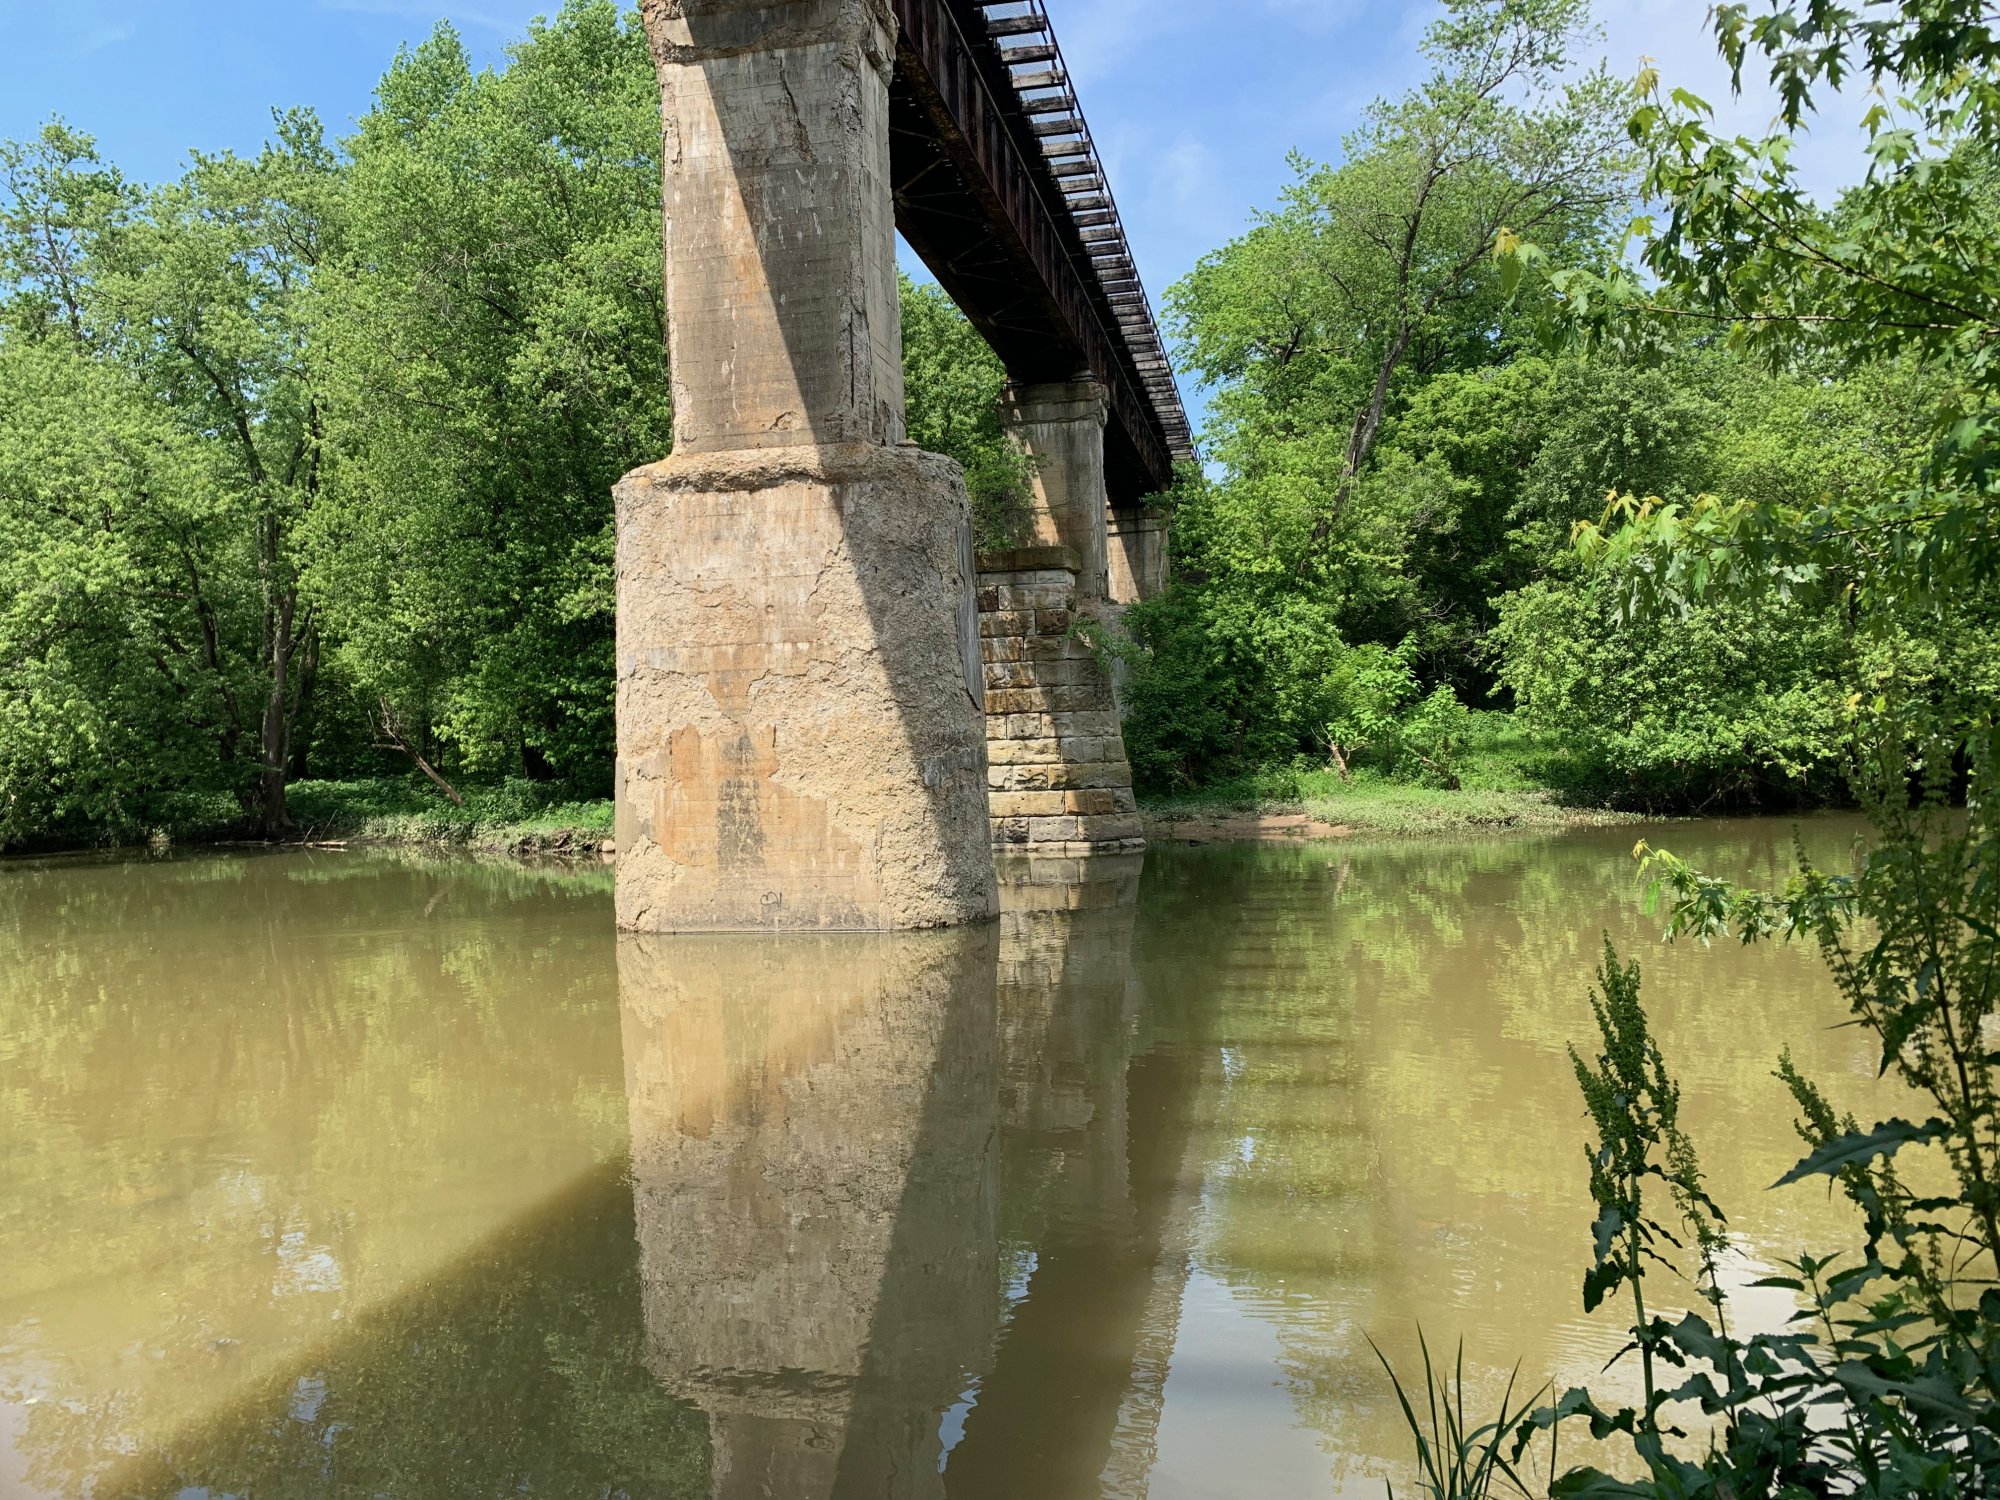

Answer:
[999,378,1113,604]
[1106,505,1169,607]
[617,0,996,930]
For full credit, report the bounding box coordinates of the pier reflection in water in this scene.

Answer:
[0,822,1898,1497]
[620,925,1000,1498]
[617,853,1171,1499]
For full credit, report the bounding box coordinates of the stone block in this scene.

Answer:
[1003,713,1053,740]
[979,636,1027,664]
[979,610,1031,638]
[1052,710,1119,739]
[1027,815,1080,842]
[987,737,1063,765]
[1047,684,1107,712]
[990,763,1059,792]
[1072,813,1143,844]
[1050,736,1105,765]
[990,791,1067,819]
[1067,762,1133,790]
[990,581,1074,610]
[976,544,1079,575]
[1065,789,1118,816]
[1040,659,1107,688]
[984,687,1052,715]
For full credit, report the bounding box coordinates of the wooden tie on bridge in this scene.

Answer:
[616,0,1191,930]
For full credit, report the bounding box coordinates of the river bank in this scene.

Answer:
[4,771,1648,863]
[1141,782,1635,844]
[0,778,617,862]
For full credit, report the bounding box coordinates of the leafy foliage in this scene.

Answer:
[0,2,1029,845]
[0,338,233,842]
[1123,0,1630,791]
[0,114,341,837]
[1385,3,2000,1495]
[1171,0,1628,557]
[900,273,1035,550]
[313,5,667,790]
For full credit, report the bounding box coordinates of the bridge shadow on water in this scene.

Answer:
[82,853,1211,1499]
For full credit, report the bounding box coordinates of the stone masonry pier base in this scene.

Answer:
[978,545,1144,855]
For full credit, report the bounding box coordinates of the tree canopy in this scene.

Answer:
[0,1,1022,846]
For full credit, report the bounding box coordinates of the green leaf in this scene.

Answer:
[1772,1118,1948,1188]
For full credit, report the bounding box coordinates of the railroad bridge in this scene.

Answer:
[616,0,1194,931]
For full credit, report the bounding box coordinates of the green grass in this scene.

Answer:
[285,778,613,850]
[1139,713,1642,837]
[86,777,615,857]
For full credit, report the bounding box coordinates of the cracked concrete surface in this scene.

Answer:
[617,446,996,930]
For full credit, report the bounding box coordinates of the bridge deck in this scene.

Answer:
[889,0,1195,505]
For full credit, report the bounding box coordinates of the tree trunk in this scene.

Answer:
[1305,322,1415,560]
[287,624,320,783]
[258,586,297,838]
[377,697,465,806]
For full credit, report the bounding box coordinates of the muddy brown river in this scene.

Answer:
[0,817,1896,1497]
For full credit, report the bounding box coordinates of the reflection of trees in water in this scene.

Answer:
[1127,822,1887,1487]
[0,851,652,1496]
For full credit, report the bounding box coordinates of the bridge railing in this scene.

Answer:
[967,0,1196,468]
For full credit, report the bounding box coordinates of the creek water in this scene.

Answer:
[0,816,1895,1498]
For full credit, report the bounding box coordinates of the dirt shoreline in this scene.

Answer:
[1142,811,1356,844]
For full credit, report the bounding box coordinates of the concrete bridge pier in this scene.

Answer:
[616,0,997,931]
[999,378,1114,605]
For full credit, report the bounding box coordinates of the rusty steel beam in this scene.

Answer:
[888,0,1188,502]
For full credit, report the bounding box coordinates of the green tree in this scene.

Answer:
[313,5,668,790]
[1123,0,1630,786]
[1481,357,1940,808]
[1169,0,1628,571]
[1427,4,2000,1492]
[899,272,1033,550]
[0,117,339,837]
[0,338,230,842]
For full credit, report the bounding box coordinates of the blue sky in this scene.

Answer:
[0,0,1871,413]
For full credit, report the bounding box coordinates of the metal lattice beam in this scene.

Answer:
[888,0,1195,502]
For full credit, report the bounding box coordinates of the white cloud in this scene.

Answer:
[73,21,133,55]
[315,0,516,32]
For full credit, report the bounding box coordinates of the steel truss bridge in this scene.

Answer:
[889,0,1196,505]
